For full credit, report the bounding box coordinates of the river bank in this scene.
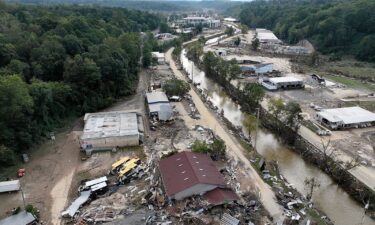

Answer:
[177,46,375,225]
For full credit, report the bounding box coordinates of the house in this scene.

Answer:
[260,76,304,91]
[159,151,226,200]
[146,91,173,121]
[0,180,20,193]
[151,52,165,65]
[80,111,144,151]
[0,211,37,225]
[256,28,281,44]
[315,107,375,130]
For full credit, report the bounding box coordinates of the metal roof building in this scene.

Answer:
[256,28,281,44]
[316,107,375,129]
[0,180,20,193]
[0,211,36,225]
[203,188,239,205]
[159,151,226,200]
[146,92,173,121]
[260,76,304,91]
[80,111,144,150]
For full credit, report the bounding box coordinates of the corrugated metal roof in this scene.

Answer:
[317,107,375,124]
[146,92,169,104]
[85,176,107,187]
[269,77,303,84]
[159,151,226,198]
[62,191,91,217]
[0,211,35,225]
[81,112,139,140]
[203,188,239,205]
[0,180,20,193]
[91,182,107,192]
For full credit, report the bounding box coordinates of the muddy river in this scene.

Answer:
[181,49,374,225]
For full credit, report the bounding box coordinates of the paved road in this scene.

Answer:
[165,48,284,222]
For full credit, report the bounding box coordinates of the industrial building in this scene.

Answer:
[315,107,375,130]
[240,63,273,75]
[179,16,221,28]
[0,211,37,225]
[80,111,144,151]
[159,151,226,200]
[223,55,260,64]
[223,17,239,23]
[146,91,173,121]
[151,52,165,64]
[260,76,304,91]
[256,28,282,44]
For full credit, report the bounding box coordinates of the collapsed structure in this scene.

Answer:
[315,106,375,130]
[240,63,273,75]
[260,76,304,91]
[159,151,235,200]
[80,111,144,151]
[146,91,173,121]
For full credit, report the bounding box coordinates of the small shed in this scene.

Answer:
[146,91,173,121]
[0,180,20,193]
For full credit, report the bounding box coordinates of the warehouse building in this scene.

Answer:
[181,16,221,28]
[315,106,375,130]
[260,76,304,91]
[256,28,282,44]
[159,151,227,200]
[80,111,144,151]
[146,91,173,121]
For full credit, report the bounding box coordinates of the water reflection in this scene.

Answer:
[181,50,375,225]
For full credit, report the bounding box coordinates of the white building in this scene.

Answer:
[80,111,144,151]
[182,16,221,28]
[260,76,304,91]
[146,91,173,121]
[315,107,375,130]
[0,180,20,193]
[256,28,282,44]
[151,52,165,64]
[224,17,239,23]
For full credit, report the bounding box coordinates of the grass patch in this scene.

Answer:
[322,74,375,92]
[343,101,375,112]
[306,208,330,225]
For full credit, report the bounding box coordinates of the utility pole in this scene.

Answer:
[254,108,260,149]
[20,187,26,208]
[359,201,369,225]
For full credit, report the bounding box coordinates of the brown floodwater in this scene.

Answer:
[181,50,375,225]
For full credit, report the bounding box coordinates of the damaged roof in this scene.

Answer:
[159,151,226,197]
[203,188,239,205]
[0,211,36,225]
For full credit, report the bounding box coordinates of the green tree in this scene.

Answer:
[191,140,210,153]
[225,26,235,36]
[243,113,257,135]
[251,38,260,51]
[241,24,249,34]
[159,22,170,33]
[186,42,203,64]
[234,37,241,47]
[0,145,16,166]
[241,83,265,110]
[163,79,190,97]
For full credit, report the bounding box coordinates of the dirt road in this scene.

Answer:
[166,48,284,222]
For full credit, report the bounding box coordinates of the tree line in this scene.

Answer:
[0,3,162,166]
[231,0,375,62]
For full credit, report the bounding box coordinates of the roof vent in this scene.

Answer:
[178,164,183,167]
[181,170,186,174]
[184,177,189,181]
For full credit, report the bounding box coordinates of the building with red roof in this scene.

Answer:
[159,151,226,200]
[203,187,239,205]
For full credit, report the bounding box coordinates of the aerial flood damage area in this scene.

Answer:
[0,1,375,225]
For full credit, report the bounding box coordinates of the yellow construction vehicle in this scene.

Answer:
[110,157,130,174]
[118,158,141,177]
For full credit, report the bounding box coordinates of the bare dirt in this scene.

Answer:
[0,70,150,224]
